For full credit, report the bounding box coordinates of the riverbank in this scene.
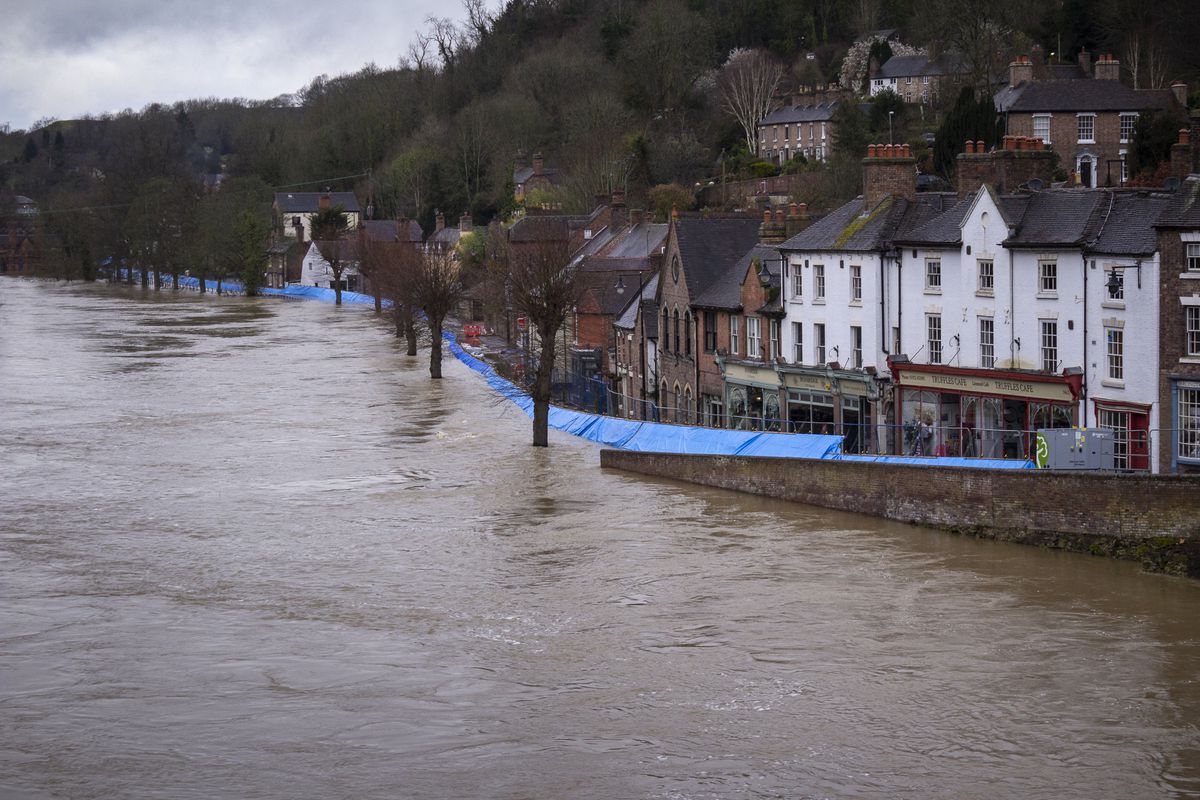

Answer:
[600,449,1200,577]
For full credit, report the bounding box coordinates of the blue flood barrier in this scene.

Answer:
[235,284,1036,468]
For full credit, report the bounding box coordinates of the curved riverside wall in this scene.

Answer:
[599,450,1200,577]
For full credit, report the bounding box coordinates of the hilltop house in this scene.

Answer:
[995,54,1186,188]
[757,101,840,164]
[870,54,966,104]
[273,192,361,242]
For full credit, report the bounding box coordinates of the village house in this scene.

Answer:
[272,191,361,242]
[870,53,966,104]
[757,101,840,164]
[654,215,762,424]
[1156,173,1200,474]
[995,54,1187,188]
[512,152,560,204]
[612,273,660,420]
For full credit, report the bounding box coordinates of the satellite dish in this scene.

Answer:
[1026,178,1044,190]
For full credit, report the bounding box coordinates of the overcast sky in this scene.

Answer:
[0,0,472,131]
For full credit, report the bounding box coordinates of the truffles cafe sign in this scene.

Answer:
[898,369,1073,402]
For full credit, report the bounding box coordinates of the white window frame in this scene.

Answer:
[814,323,826,364]
[850,264,862,302]
[813,264,825,301]
[1188,243,1200,273]
[729,315,740,356]
[1040,320,1058,372]
[1033,114,1051,144]
[1077,113,1096,144]
[927,314,942,364]
[925,258,942,292]
[977,259,994,293]
[792,321,803,363]
[1120,113,1138,143]
[1119,149,1128,184]
[1039,260,1058,295]
[850,325,863,368]
[980,317,995,368]
[792,263,803,299]
[1187,307,1200,357]
[1106,327,1124,381]
[747,316,761,358]
[769,319,780,360]
[1180,385,1200,462]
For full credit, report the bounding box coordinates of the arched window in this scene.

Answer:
[684,312,692,356]
[684,386,693,423]
[662,308,670,353]
[673,309,681,355]
[673,383,682,422]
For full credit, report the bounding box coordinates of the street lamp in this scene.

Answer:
[888,110,895,145]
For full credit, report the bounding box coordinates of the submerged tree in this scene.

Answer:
[309,204,351,305]
[410,246,463,379]
[494,229,582,447]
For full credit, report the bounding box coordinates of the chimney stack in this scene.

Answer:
[862,143,918,209]
[459,212,473,233]
[1008,56,1033,88]
[435,210,445,232]
[532,152,544,175]
[1170,81,1188,107]
[1078,50,1093,77]
[759,206,786,245]
[318,193,331,210]
[957,136,1054,196]
[514,150,529,173]
[1094,53,1120,81]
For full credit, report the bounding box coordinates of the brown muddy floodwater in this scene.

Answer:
[1,278,1198,800]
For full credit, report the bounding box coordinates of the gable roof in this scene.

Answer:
[780,193,953,253]
[759,101,840,126]
[1003,190,1106,247]
[1155,176,1200,229]
[514,166,561,185]
[275,192,361,214]
[615,273,659,330]
[693,244,781,310]
[673,217,763,299]
[999,80,1178,113]
[877,53,965,79]
[362,219,423,243]
[1087,191,1174,254]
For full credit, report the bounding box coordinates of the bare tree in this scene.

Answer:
[718,49,783,154]
[310,204,351,305]
[410,246,463,379]
[494,230,583,447]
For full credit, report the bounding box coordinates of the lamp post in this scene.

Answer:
[889,110,895,145]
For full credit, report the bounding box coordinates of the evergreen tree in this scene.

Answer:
[1127,109,1186,181]
[932,86,1003,178]
[22,137,38,163]
[235,209,268,296]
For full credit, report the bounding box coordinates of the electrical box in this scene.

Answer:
[1035,428,1115,470]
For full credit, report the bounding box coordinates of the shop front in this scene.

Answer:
[780,367,879,453]
[887,358,1082,459]
[721,360,783,430]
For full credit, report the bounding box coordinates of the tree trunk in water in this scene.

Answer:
[530,332,557,447]
[217,277,223,295]
[140,266,149,289]
[429,316,443,379]
[126,265,134,285]
[153,269,161,291]
[394,309,404,338]
[405,313,418,356]
[374,285,382,315]
[171,269,179,290]
[198,266,206,294]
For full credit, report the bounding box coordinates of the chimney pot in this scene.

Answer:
[966,140,975,154]
[764,209,773,224]
[788,201,799,218]
[867,144,877,158]
[1182,128,1191,146]
[774,209,784,223]
[798,202,808,218]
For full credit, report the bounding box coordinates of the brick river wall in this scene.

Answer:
[599,450,1200,577]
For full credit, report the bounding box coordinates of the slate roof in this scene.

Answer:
[877,54,965,79]
[1087,191,1174,254]
[507,215,575,243]
[693,244,781,310]
[1155,176,1200,229]
[615,273,659,330]
[759,101,839,126]
[674,217,763,299]
[780,193,952,253]
[999,80,1178,113]
[514,166,560,185]
[362,219,423,243]
[893,195,974,246]
[603,222,668,259]
[274,192,361,214]
[999,190,1108,247]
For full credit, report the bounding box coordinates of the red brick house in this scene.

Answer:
[996,54,1186,188]
[1157,173,1200,474]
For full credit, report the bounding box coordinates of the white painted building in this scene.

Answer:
[300,241,362,292]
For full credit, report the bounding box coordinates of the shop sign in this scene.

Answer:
[782,371,831,391]
[898,369,1073,402]
[724,362,780,388]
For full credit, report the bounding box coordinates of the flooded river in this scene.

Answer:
[1,278,1198,799]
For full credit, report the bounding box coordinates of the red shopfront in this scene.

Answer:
[887,359,1083,459]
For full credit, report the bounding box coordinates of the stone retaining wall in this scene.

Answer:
[600,450,1200,577]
